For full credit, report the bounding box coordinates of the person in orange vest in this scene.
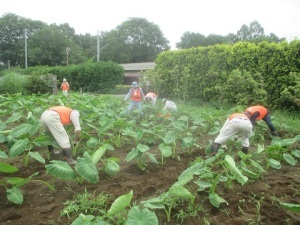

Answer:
[40,106,81,165]
[244,105,278,136]
[123,81,145,116]
[61,78,70,97]
[209,112,253,156]
[145,92,157,106]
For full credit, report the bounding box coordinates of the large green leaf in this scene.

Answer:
[136,144,149,153]
[105,159,120,176]
[163,130,177,144]
[10,124,32,138]
[0,150,8,158]
[169,184,194,199]
[147,152,159,165]
[141,197,165,209]
[125,148,139,162]
[75,152,99,183]
[27,120,41,137]
[86,137,99,148]
[33,135,55,146]
[7,187,23,204]
[292,149,300,158]
[224,155,248,185]
[0,162,18,173]
[6,172,39,188]
[268,159,282,169]
[158,143,172,158]
[283,153,296,166]
[6,113,22,124]
[92,146,107,164]
[209,193,228,208]
[194,180,212,191]
[45,160,76,180]
[9,138,30,157]
[107,190,133,217]
[29,152,45,164]
[71,213,109,225]
[126,206,158,225]
[280,202,300,212]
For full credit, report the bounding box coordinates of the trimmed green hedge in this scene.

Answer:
[145,40,300,110]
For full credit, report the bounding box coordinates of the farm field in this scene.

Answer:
[0,93,299,225]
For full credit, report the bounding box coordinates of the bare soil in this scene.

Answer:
[0,140,300,225]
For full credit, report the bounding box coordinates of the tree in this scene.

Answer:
[176,32,206,49]
[100,17,170,63]
[205,34,225,46]
[0,13,46,67]
[28,26,69,66]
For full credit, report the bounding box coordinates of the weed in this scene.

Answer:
[61,189,112,220]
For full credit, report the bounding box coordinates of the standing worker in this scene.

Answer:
[123,81,145,116]
[145,92,157,106]
[209,112,253,156]
[244,105,278,136]
[61,78,70,97]
[40,106,81,165]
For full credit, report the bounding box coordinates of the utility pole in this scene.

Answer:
[24,29,28,69]
[97,30,100,62]
[66,47,70,65]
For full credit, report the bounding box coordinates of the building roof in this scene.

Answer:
[120,62,155,71]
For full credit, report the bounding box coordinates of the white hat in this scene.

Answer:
[132,81,138,88]
[63,78,66,82]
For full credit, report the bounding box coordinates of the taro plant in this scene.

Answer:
[46,152,99,185]
[0,162,54,204]
[161,130,179,159]
[70,190,135,225]
[46,145,120,185]
[181,135,198,154]
[158,143,172,165]
[125,143,158,170]
[141,184,194,222]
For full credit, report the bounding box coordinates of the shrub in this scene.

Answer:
[23,75,54,94]
[0,72,26,94]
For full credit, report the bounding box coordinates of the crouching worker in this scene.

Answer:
[209,112,253,157]
[244,105,278,136]
[145,92,157,106]
[41,106,81,165]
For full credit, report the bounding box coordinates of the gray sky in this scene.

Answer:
[1,0,299,49]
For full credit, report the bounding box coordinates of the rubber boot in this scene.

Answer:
[210,143,221,156]
[48,145,54,153]
[62,149,77,165]
[242,147,248,154]
[48,145,60,155]
[271,130,279,137]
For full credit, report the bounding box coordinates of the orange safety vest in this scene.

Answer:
[49,106,72,125]
[245,106,267,120]
[61,82,69,90]
[131,88,142,101]
[228,113,249,120]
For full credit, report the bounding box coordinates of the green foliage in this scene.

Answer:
[23,74,54,94]
[100,17,170,63]
[0,72,26,94]
[221,69,267,105]
[61,189,112,219]
[152,40,300,110]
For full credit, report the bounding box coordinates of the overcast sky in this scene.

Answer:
[1,0,299,49]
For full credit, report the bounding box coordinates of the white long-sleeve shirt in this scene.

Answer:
[163,100,177,111]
